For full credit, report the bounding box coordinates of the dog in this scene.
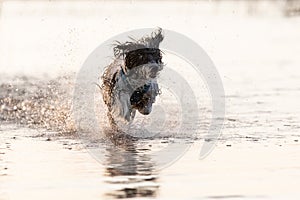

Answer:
[101,28,164,130]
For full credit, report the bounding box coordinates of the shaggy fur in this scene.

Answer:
[101,28,164,129]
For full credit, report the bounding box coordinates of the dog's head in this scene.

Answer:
[125,47,163,115]
[114,28,164,116]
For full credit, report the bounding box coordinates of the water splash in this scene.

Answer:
[0,75,76,134]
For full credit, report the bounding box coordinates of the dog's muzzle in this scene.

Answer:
[130,82,159,115]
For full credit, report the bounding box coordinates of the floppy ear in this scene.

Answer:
[111,79,133,123]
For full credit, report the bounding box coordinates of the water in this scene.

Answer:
[1,1,300,199]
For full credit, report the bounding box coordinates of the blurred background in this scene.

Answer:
[0,0,299,77]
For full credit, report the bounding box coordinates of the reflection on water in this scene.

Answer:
[103,135,159,199]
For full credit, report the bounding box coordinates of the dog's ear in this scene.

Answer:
[111,86,133,123]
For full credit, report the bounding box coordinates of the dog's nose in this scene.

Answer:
[150,59,156,64]
[139,105,152,115]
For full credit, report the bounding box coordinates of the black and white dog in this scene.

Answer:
[101,28,164,129]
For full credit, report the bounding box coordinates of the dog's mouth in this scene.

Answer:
[130,83,159,115]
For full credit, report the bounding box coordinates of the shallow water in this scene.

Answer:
[1,0,300,199]
[1,57,300,199]
[1,124,300,199]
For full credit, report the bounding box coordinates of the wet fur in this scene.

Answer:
[101,28,164,129]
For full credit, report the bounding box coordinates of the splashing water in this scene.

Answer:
[0,75,77,134]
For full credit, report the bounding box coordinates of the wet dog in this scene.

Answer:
[101,28,164,129]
